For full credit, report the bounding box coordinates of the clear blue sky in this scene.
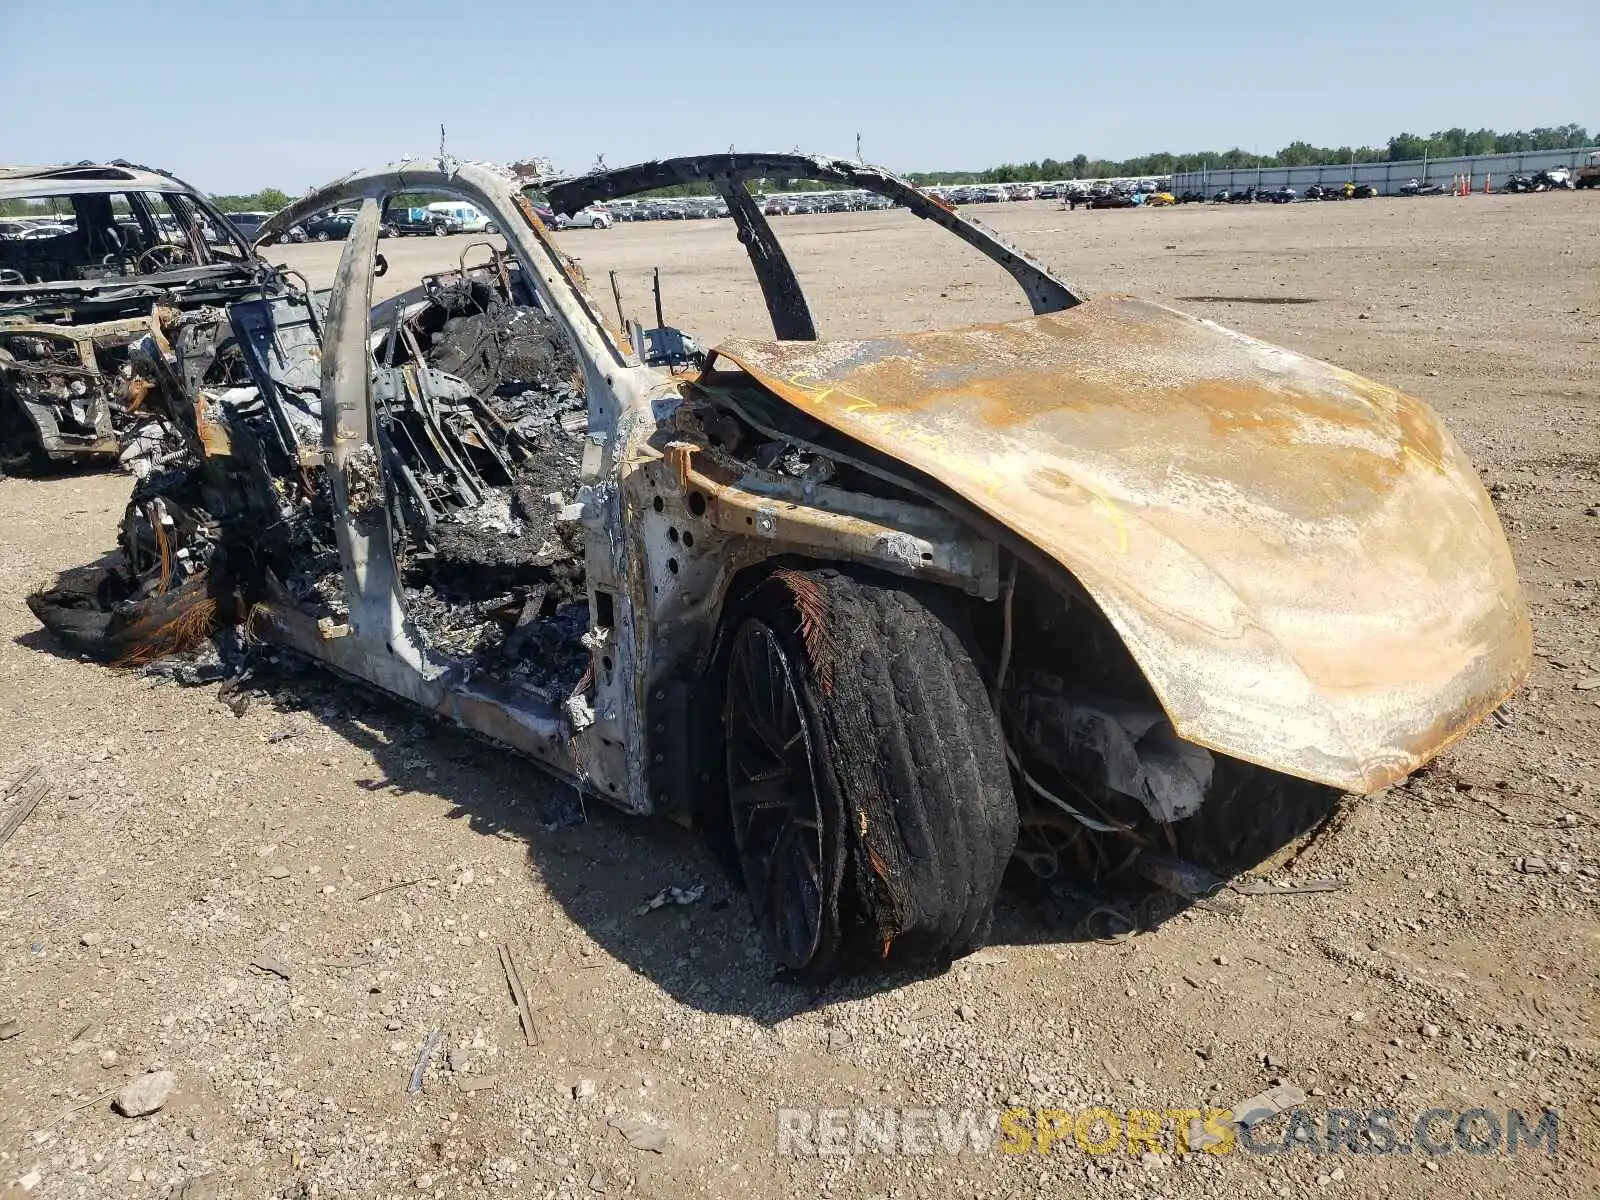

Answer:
[3,0,1594,193]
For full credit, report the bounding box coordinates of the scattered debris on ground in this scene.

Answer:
[607,1113,672,1153]
[407,1029,443,1095]
[112,1070,176,1118]
[633,884,706,916]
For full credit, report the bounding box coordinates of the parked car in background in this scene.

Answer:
[225,210,274,238]
[1,221,77,240]
[301,213,357,241]
[384,208,461,236]
[555,207,613,229]
[425,202,497,233]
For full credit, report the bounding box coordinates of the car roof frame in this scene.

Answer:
[546,153,1084,341]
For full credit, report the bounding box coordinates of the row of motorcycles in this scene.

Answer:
[1501,166,1575,192]
[1174,182,1380,204]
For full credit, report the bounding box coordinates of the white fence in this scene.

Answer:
[1171,146,1597,196]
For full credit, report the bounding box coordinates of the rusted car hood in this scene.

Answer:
[715,296,1531,793]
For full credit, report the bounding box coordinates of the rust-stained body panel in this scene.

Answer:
[715,296,1532,793]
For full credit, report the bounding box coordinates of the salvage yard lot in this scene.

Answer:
[2,194,1596,1198]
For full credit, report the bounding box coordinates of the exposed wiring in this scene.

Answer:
[152,509,172,595]
[1002,737,1121,834]
[992,560,1133,838]
[993,557,1017,703]
[1075,904,1137,944]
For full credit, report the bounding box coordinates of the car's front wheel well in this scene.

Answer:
[964,557,1343,886]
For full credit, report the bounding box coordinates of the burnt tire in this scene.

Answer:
[721,567,1017,982]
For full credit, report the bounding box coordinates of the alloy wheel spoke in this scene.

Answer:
[726,618,826,968]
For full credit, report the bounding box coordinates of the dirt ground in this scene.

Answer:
[2,193,1596,1199]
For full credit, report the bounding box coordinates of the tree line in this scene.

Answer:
[905,123,1592,185]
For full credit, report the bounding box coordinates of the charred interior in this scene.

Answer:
[30,248,596,715]
[374,257,592,699]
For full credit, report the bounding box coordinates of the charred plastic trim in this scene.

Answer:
[547,154,1083,322]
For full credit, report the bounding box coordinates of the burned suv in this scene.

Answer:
[29,154,1530,981]
[0,162,268,471]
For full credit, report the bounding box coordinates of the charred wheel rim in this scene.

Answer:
[724,619,826,970]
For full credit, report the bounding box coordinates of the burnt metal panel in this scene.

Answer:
[711,296,1532,794]
[715,179,815,341]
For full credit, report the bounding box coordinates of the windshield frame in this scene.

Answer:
[545,152,1083,341]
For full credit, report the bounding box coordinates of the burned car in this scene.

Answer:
[29,153,1531,981]
[0,163,272,472]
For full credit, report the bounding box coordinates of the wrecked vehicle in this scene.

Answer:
[0,163,271,472]
[29,153,1531,982]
